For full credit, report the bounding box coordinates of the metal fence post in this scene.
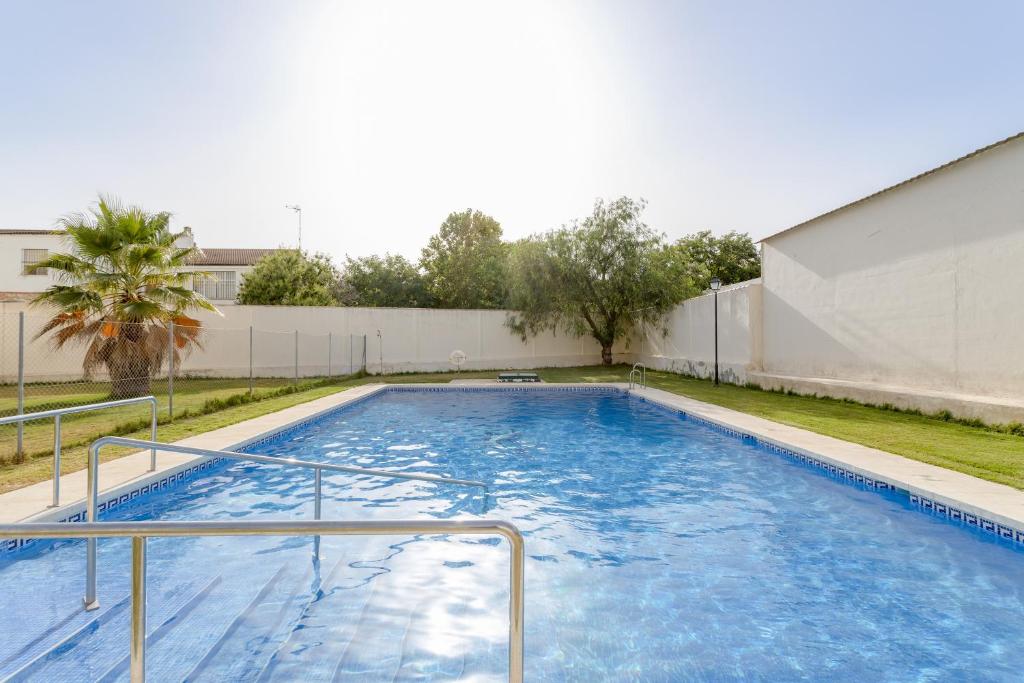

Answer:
[167,320,174,420]
[327,332,332,378]
[349,333,353,374]
[149,400,157,472]
[248,325,254,396]
[16,311,25,459]
[294,330,299,383]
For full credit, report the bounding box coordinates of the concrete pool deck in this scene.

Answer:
[3,381,1024,538]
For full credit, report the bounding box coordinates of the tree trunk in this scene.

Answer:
[601,343,613,365]
[105,339,153,399]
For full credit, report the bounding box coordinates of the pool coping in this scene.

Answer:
[3,381,1024,551]
[630,385,1024,543]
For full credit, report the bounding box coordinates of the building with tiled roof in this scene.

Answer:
[0,226,283,304]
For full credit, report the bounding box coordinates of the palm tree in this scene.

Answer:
[30,195,219,398]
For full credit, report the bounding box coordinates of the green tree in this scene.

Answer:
[420,209,508,309]
[506,197,697,364]
[236,250,341,306]
[675,230,760,290]
[31,195,218,399]
[339,253,433,307]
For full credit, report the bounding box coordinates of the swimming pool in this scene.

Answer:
[2,386,1023,681]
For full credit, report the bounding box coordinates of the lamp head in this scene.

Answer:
[709,277,721,291]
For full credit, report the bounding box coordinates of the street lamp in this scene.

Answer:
[285,204,302,251]
[710,277,721,386]
[376,329,383,375]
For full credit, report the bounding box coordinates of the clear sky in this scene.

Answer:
[2,1,1023,260]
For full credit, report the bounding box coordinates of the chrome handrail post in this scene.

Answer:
[129,536,147,683]
[0,396,160,512]
[501,525,526,683]
[130,535,147,683]
[51,414,61,507]
[84,438,103,610]
[313,468,322,559]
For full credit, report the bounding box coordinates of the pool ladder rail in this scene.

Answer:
[3,436,520,682]
[81,437,488,611]
[0,396,159,508]
[0,519,525,683]
[629,362,647,390]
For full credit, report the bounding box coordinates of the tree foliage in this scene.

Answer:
[30,195,218,399]
[338,253,432,307]
[506,197,697,364]
[236,250,341,306]
[420,209,508,309]
[675,229,760,290]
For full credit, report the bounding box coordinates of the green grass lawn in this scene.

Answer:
[1,377,306,468]
[3,365,1023,494]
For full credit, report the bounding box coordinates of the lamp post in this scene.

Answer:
[710,277,721,386]
[376,329,383,375]
[285,204,302,251]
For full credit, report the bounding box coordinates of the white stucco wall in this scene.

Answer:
[635,281,762,383]
[760,135,1024,401]
[0,233,65,294]
[0,303,624,381]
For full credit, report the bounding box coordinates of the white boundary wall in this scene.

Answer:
[0,303,627,380]
[759,137,1024,400]
[206,306,626,375]
[635,281,762,384]
[753,134,1024,422]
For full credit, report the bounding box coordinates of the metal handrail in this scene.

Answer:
[0,396,158,507]
[629,362,646,389]
[84,436,487,609]
[0,519,525,683]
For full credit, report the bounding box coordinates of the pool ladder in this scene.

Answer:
[629,362,647,390]
[1,436,523,682]
[0,519,525,683]
[80,437,487,610]
[0,396,159,508]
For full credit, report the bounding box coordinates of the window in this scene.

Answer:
[192,270,237,300]
[21,249,48,275]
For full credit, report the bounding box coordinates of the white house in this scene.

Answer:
[0,226,280,305]
[0,229,65,300]
[749,131,1024,422]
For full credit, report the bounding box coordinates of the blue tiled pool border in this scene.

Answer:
[632,393,1024,547]
[5,384,1023,555]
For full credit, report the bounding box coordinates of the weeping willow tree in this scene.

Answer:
[30,195,219,398]
[506,197,699,364]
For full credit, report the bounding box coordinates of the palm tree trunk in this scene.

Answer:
[105,337,153,399]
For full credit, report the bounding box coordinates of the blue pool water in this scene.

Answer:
[2,387,1023,681]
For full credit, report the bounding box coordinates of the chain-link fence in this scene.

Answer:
[0,311,368,464]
